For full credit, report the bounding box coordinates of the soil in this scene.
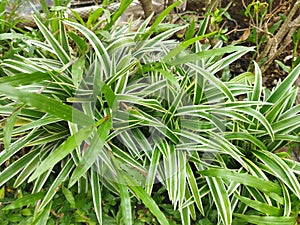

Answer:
[186,0,299,89]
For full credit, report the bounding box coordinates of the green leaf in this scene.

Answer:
[3,106,22,150]
[261,62,300,113]
[105,0,134,30]
[0,84,94,126]
[206,177,232,225]
[119,182,132,225]
[91,170,102,224]
[186,163,204,215]
[169,45,254,65]
[235,195,282,216]
[125,176,170,225]
[33,15,70,65]
[164,31,217,61]
[0,149,40,187]
[72,56,85,88]
[68,118,111,187]
[187,63,235,101]
[251,61,262,101]
[28,126,93,182]
[142,0,184,40]
[62,185,76,208]
[234,107,274,141]
[0,71,52,86]
[63,20,111,77]
[234,214,296,225]
[145,147,161,194]
[252,150,300,199]
[0,33,27,40]
[224,132,267,150]
[199,168,282,196]
[3,192,45,210]
[38,159,74,211]
[32,201,53,225]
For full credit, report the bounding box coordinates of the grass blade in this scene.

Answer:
[38,159,74,211]
[235,195,282,216]
[234,214,296,225]
[68,118,111,187]
[3,191,45,210]
[63,20,111,77]
[33,15,70,65]
[0,84,94,126]
[207,177,231,225]
[252,150,300,199]
[125,175,170,225]
[28,127,92,182]
[199,168,282,196]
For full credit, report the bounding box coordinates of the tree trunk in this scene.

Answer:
[139,0,155,18]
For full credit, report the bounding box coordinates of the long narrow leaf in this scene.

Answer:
[28,127,93,182]
[0,84,94,126]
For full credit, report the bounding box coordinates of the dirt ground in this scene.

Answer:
[187,0,299,89]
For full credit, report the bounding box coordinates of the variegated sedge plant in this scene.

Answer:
[1,0,300,224]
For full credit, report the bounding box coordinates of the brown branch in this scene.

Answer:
[139,0,155,18]
[261,13,300,73]
[258,0,300,69]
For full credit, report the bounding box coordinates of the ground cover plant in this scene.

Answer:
[1,0,300,224]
